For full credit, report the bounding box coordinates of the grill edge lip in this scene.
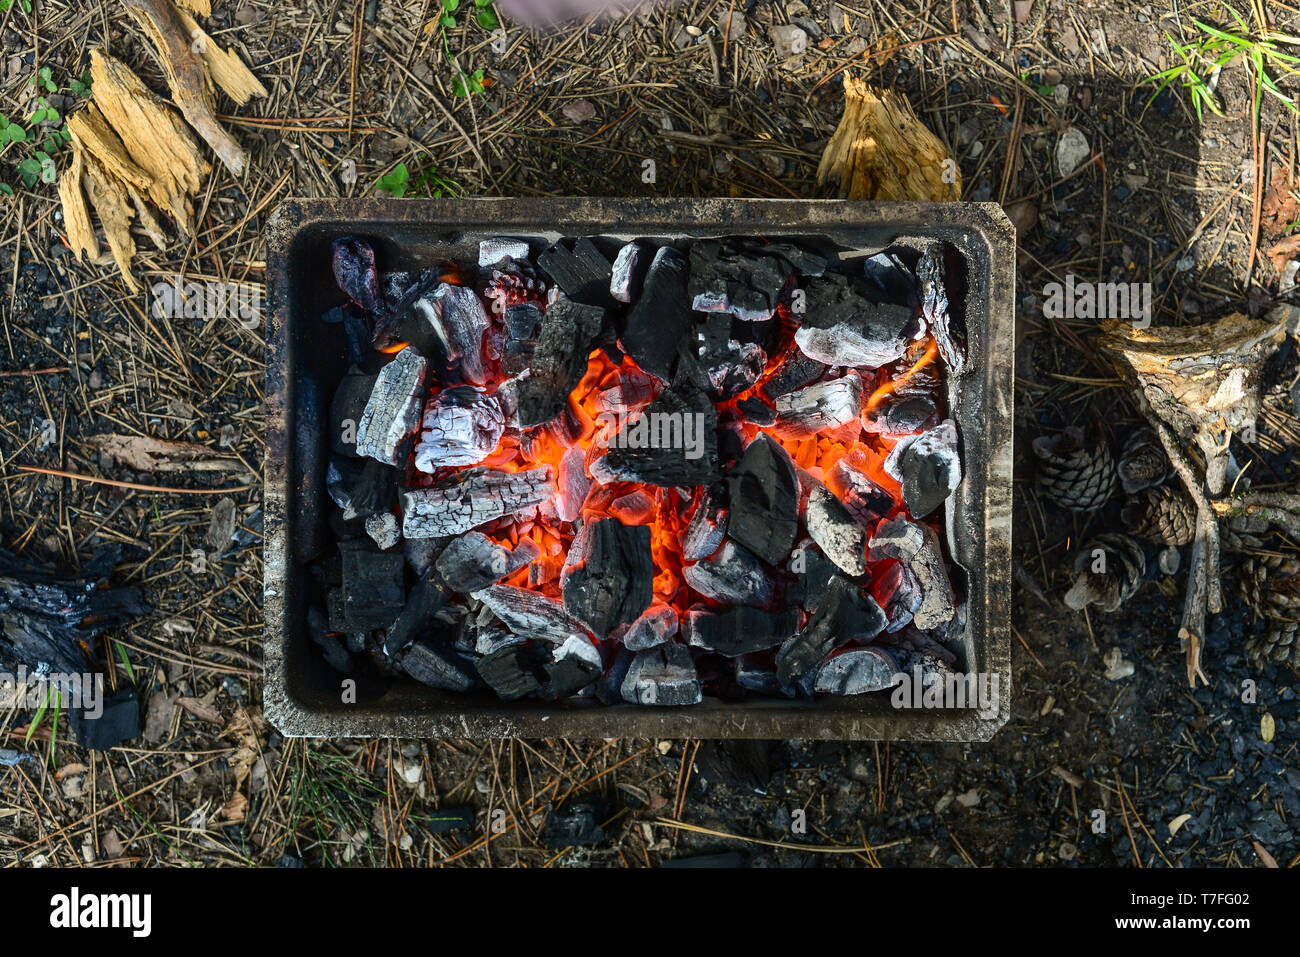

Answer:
[263,197,1015,740]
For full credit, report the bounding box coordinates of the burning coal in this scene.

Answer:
[314,233,969,705]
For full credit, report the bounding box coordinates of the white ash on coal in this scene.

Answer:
[313,231,972,705]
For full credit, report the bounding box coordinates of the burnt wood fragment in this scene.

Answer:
[473,583,586,643]
[725,434,799,564]
[775,576,886,684]
[760,350,827,401]
[383,569,450,657]
[407,283,490,385]
[610,240,650,303]
[682,540,774,607]
[401,639,479,692]
[435,532,540,594]
[401,466,554,539]
[621,643,702,706]
[355,347,427,466]
[501,301,543,376]
[513,298,605,427]
[685,605,800,657]
[622,246,692,382]
[330,365,377,459]
[868,517,956,630]
[537,237,614,307]
[794,272,915,368]
[812,647,899,695]
[562,517,654,638]
[805,481,868,576]
[772,374,862,438]
[622,602,678,650]
[476,643,547,700]
[688,239,805,322]
[602,373,720,486]
[335,542,406,631]
[544,634,603,697]
[413,386,505,471]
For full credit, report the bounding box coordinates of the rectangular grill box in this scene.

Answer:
[263,198,1015,740]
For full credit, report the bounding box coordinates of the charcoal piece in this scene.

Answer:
[863,394,937,435]
[735,655,787,696]
[382,569,450,657]
[788,541,841,613]
[610,240,650,303]
[335,543,406,631]
[401,466,554,539]
[828,454,894,527]
[537,237,614,307]
[886,420,961,519]
[621,643,702,706]
[513,298,605,427]
[775,577,886,684]
[474,621,523,656]
[862,251,918,303]
[685,606,799,657]
[310,620,353,673]
[595,364,658,413]
[682,485,728,561]
[622,246,692,382]
[682,540,774,607]
[401,639,478,692]
[479,237,531,267]
[545,634,603,697]
[688,239,793,322]
[473,584,586,643]
[596,646,634,705]
[331,236,380,311]
[327,458,363,511]
[562,517,653,638]
[917,242,965,375]
[342,459,399,522]
[760,242,828,277]
[476,643,546,700]
[772,374,862,438]
[813,647,899,695]
[556,445,590,523]
[355,347,427,466]
[737,397,776,427]
[330,366,377,459]
[806,482,868,576]
[436,532,540,594]
[725,434,798,565]
[412,386,505,471]
[760,350,827,401]
[696,314,767,400]
[501,301,543,376]
[622,601,678,650]
[869,518,956,630]
[69,686,140,751]
[404,282,490,385]
[880,560,922,633]
[602,374,720,486]
[364,512,400,550]
[794,273,915,368]
[541,804,606,847]
[694,739,774,791]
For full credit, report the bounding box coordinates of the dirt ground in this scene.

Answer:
[0,0,1297,867]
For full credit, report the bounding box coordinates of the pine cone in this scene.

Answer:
[1122,486,1197,546]
[1117,427,1170,494]
[1241,553,1300,619]
[1032,426,1115,512]
[1064,532,1145,612]
[1245,618,1300,670]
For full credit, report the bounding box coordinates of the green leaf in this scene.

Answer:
[0,184,12,196]
[443,0,460,10]
[476,7,498,30]
[440,12,455,26]
[39,66,55,92]
[26,685,51,745]
[375,163,411,197]
[29,108,47,125]
[114,641,136,683]
[5,123,27,143]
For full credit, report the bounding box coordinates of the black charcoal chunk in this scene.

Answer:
[401,467,554,539]
[70,686,141,751]
[812,647,899,695]
[917,242,965,375]
[682,540,774,607]
[622,246,692,382]
[383,569,450,657]
[621,644,702,706]
[561,517,654,638]
[610,240,650,303]
[772,374,862,438]
[601,375,720,486]
[310,607,353,673]
[688,239,794,322]
[886,421,961,519]
[401,639,479,692]
[330,366,377,459]
[501,301,543,376]
[736,397,776,427]
[408,283,490,385]
[545,634,603,697]
[413,386,505,471]
[336,543,406,631]
[805,482,868,576]
[476,643,547,700]
[513,298,605,427]
[327,457,363,511]
[725,434,798,565]
[862,251,917,303]
[622,602,678,650]
[735,655,788,696]
[794,273,915,368]
[473,584,586,643]
[356,347,427,466]
[537,237,614,306]
[435,532,540,594]
[829,455,895,527]
[696,313,767,399]
[863,394,937,434]
[541,804,606,847]
[682,484,728,562]
[331,236,380,311]
[760,350,827,401]
[775,577,886,684]
[685,606,799,657]
[342,459,399,522]
[868,517,955,630]
[787,541,841,614]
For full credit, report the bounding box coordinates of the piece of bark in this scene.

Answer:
[121,0,268,176]
[87,48,208,235]
[66,103,153,196]
[80,153,138,293]
[86,433,233,472]
[816,75,960,201]
[58,143,98,262]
